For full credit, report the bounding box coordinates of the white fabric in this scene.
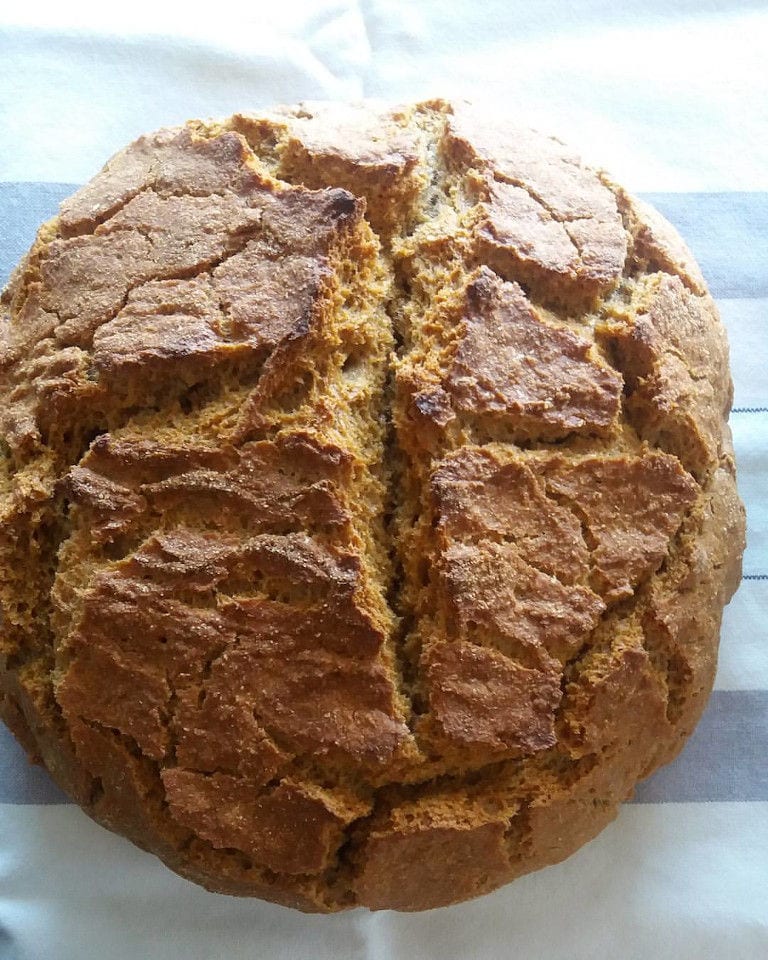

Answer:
[2,2,767,189]
[1,803,767,960]
[1,3,767,958]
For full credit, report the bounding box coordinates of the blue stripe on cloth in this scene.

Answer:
[730,413,767,580]
[2,687,766,804]
[0,924,17,960]
[632,690,768,803]
[717,300,767,410]
[0,185,766,300]
[0,182,78,289]
[0,722,68,804]
[639,192,768,299]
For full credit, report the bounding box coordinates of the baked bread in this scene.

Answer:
[0,100,745,912]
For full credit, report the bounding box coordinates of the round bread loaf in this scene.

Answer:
[0,100,745,912]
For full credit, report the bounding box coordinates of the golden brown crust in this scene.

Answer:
[433,107,628,308]
[0,99,744,913]
[599,274,732,476]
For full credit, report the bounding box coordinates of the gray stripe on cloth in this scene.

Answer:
[0,182,78,289]
[1,689,766,805]
[639,192,768,299]
[632,690,768,803]
[0,722,69,804]
[0,924,18,960]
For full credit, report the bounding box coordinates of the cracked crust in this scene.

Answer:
[0,100,745,912]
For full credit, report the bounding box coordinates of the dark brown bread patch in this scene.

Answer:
[419,640,562,755]
[355,800,512,911]
[445,269,622,433]
[399,267,623,451]
[162,772,368,875]
[436,540,604,665]
[432,446,591,583]
[542,452,699,601]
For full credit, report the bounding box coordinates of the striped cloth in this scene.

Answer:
[1,5,766,959]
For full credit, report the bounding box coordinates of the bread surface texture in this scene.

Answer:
[0,100,745,912]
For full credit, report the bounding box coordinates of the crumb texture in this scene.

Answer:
[0,100,745,913]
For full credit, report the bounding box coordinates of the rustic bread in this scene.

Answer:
[0,100,745,912]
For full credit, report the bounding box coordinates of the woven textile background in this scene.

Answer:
[1,3,766,958]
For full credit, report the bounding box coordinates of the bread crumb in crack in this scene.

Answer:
[0,99,745,913]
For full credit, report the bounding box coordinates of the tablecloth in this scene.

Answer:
[1,3,766,958]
